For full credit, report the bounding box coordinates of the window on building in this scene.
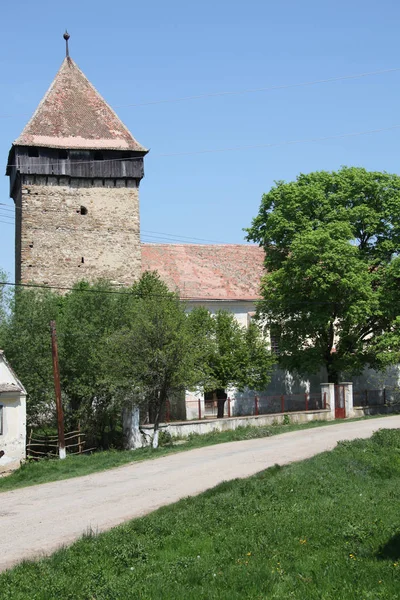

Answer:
[0,405,3,435]
[247,311,256,328]
[93,151,104,161]
[80,206,88,215]
[269,328,280,355]
[28,148,39,158]
[59,149,68,159]
[70,150,91,160]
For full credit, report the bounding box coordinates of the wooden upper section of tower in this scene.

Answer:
[6,41,148,195]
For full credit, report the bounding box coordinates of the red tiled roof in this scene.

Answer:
[14,57,147,152]
[141,244,265,300]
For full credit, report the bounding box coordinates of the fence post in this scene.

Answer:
[227,397,231,418]
[27,428,33,459]
[50,320,66,460]
[280,395,285,413]
[339,382,354,418]
[255,395,259,416]
[198,398,202,420]
[305,392,309,412]
[77,420,83,455]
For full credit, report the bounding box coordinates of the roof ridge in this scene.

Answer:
[140,242,261,248]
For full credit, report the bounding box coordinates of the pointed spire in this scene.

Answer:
[63,30,70,58]
[13,56,147,152]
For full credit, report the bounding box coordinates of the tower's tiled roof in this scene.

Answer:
[141,244,265,300]
[14,57,147,152]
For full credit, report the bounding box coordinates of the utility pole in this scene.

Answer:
[50,320,66,459]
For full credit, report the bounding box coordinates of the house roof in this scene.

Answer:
[141,244,265,300]
[13,57,147,152]
[0,351,26,395]
[0,383,22,394]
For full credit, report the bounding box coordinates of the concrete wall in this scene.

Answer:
[17,181,141,287]
[183,301,400,421]
[186,300,256,328]
[353,405,400,418]
[0,394,27,473]
[143,409,331,439]
[0,356,27,473]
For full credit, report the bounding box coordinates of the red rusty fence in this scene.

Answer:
[165,391,327,422]
[353,388,400,408]
[233,392,325,418]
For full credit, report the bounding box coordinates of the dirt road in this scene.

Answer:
[2,416,400,572]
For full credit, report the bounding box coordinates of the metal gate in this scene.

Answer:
[335,385,346,419]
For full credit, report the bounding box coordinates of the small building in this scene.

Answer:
[141,243,265,418]
[0,351,27,473]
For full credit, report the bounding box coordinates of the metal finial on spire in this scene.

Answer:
[63,30,70,58]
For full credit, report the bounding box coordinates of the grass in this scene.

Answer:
[0,414,391,493]
[1,428,400,599]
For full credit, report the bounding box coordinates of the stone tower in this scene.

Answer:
[6,37,147,288]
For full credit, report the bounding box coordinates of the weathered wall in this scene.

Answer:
[17,179,141,287]
[186,300,256,328]
[0,394,27,473]
[142,409,331,439]
[0,356,27,473]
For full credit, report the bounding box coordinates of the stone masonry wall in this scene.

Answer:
[17,180,141,287]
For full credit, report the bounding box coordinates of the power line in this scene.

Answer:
[0,218,235,244]
[142,230,225,243]
[0,217,240,245]
[0,279,254,300]
[115,67,400,108]
[0,66,399,119]
[0,204,227,242]
[5,123,400,169]
[0,280,354,305]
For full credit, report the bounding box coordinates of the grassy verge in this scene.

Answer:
[0,414,390,493]
[1,429,400,599]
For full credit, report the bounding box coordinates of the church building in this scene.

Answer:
[6,35,263,304]
[6,35,266,417]
[6,35,398,418]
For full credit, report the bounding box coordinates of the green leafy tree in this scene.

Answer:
[0,286,62,425]
[188,308,275,414]
[107,272,200,448]
[58,280,127,446]
[246,166,400,383]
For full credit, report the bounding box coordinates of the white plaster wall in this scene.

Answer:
[0,395,27,471]
[183,301,400,420]
[186,300,256,328]
[185,391,204,420]
[143,409,331,439]
[0,355,27,472]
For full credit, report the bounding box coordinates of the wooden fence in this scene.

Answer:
[26,426,95,459]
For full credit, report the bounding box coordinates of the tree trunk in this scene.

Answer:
[152,403,162,449]
[327,363,339,385]
[216,389,227,419]
[152,428,159,449]
[122,404,143,450]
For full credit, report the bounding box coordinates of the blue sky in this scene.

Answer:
[1,0,400,280]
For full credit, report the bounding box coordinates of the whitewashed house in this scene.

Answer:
[0,350,27,473]
[141,243,265,418]
[142,243,400,420]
